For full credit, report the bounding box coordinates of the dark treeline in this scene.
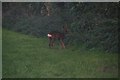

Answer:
[2,2,118,53]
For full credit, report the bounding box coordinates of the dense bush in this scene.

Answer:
[67,2,118,53]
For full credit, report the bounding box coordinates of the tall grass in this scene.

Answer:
[2,29,118,78]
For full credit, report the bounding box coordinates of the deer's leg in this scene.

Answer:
[60,39,65,48]
[49,38,52,48]
[51,38,55,47]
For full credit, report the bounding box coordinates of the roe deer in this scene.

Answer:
[47,24,68,48]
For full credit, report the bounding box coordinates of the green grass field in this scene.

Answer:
[2,29,118,78]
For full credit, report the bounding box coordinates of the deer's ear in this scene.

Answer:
[63,26,68,33]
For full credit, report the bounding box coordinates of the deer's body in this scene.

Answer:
[48,31,65,39]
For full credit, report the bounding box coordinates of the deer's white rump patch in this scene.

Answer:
[47,34,52,37]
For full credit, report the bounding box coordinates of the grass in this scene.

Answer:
[2,29,118,78]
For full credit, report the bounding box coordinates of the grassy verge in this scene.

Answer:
[2,29,118,78]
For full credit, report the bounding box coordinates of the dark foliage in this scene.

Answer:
[2,2,118,53]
